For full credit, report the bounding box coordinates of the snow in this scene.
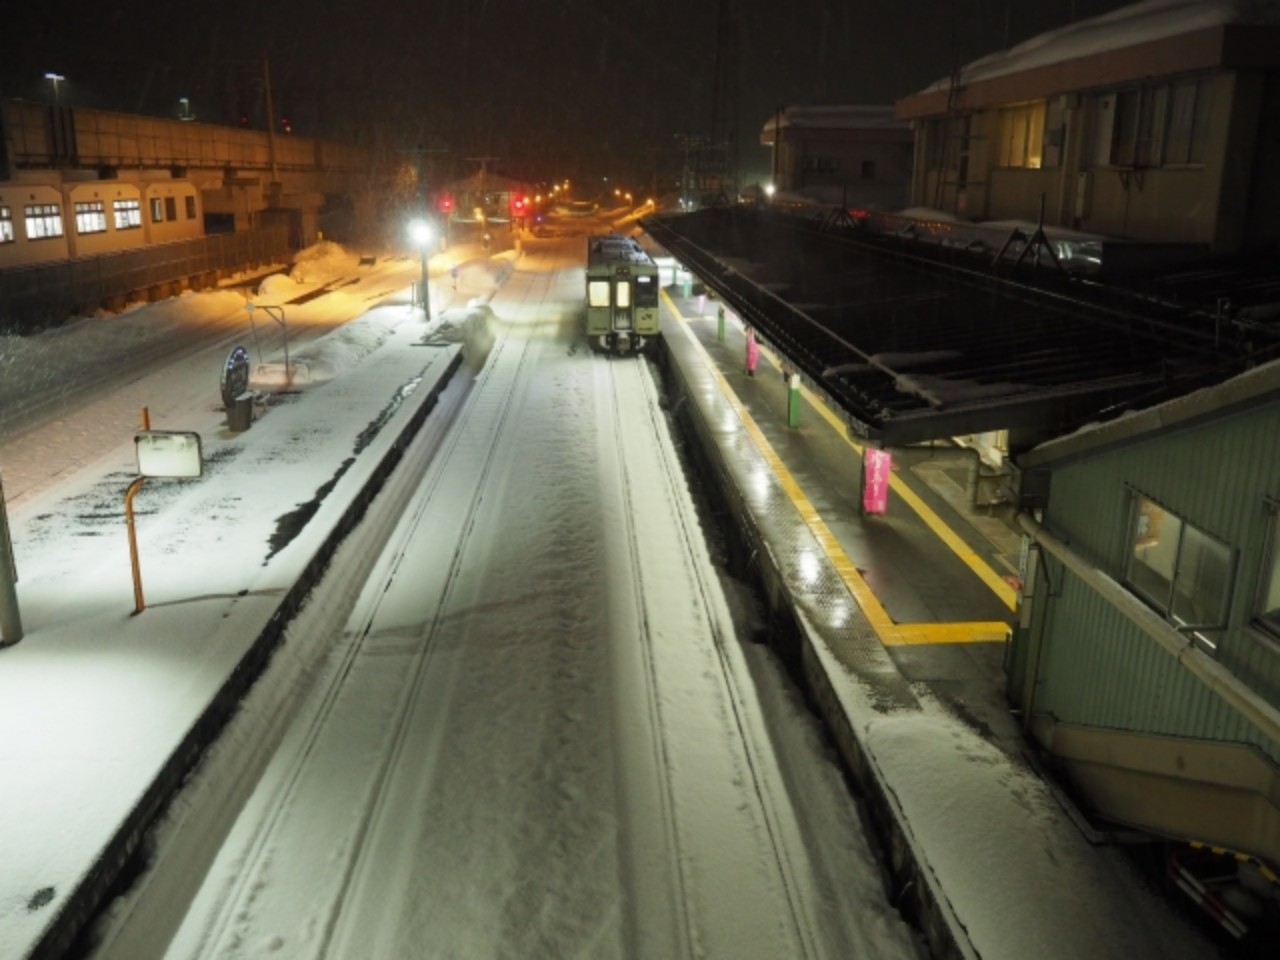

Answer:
[918,0,1280,93]
[0,239,924,959]
[0,230,1226,960]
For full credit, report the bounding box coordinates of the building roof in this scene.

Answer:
[761,105,907,135]
[644,207,1278,450]
[1019,356,1280,468]
[897,0,1280,119]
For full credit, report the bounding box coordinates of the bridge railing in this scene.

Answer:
[0,227,292,332]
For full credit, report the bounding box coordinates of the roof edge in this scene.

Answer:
[1019,360,1280,468]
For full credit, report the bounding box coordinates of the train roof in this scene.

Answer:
[586,234,655,269]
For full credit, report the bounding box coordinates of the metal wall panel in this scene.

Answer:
[1033,398,1280,761]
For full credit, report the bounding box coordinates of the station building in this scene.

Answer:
[758,105,912,211]
[893,0,1280,260]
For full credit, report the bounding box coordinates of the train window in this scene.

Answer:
[0,206,14,244]
[614,280,631,308]
[635,275,658,307]
[588,280,610,308]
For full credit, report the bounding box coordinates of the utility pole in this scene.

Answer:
[407,143,448,316]
[263,56,280,188]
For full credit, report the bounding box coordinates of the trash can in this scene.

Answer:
[227,392,254,432]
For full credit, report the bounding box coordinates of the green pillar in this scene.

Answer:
[717,305,726,342]
[787,373,801,428]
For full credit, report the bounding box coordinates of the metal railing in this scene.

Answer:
[0,226,292,332]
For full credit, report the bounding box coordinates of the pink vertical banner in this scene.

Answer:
[863,448,892,515]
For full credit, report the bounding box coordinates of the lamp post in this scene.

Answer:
[44,72,65,107]
[409,219,433,318]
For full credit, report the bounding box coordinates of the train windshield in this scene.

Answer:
[588,280,610,308]
[635,274,658,307]
[614,280,631,308]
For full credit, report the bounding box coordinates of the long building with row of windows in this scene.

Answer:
[0,178,204,267]
[0,98,373,272]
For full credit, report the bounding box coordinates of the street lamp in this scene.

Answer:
[408,218,434,318]
[44,73,65,107]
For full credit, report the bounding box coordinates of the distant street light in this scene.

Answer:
[44,72,65,107]
[408,218,434,318]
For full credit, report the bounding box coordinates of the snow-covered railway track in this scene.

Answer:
[158,265,563,960]
[602,355,823,959]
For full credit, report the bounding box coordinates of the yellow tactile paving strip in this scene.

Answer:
[666,293,1013,647]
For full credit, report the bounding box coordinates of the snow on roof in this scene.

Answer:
[1021,354,1280,466]
[762,105,907,134]
[919,0,1280,94]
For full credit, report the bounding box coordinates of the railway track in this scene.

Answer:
[88,238,916,959]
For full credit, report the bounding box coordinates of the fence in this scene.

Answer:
[0,226,293,332]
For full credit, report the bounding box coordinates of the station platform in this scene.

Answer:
[655,284,1221,960]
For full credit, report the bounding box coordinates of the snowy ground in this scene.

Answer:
[0,233,925,959]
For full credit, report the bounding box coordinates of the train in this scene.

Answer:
[585,234,660,354]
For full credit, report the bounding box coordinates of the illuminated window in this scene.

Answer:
[113,198,141,230]
[0,206,13,243]
[997,102,1045,169]
[24,203,64,239]
[1126,493,1233,648]
[151,198,164,222]
[74,200,107,234]
[1255,502,1280,638]
[614,279,631,309]
[588,280,610,308]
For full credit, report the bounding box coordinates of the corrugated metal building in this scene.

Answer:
[1011,360,1280,867]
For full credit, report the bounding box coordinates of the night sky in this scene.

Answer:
[5,0,1136,186]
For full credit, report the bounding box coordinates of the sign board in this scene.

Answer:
[221,345,250,409]
[863,448,892,515]
[135,431,203,479]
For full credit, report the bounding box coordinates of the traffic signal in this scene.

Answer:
[511,194,526,215]
[439,194,454,213]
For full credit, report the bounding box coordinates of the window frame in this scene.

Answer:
[113,198,142,230]
[0,205,14,244]
[1253,498,1280,641]
[74,200,107,235]
[587,279,610,308]
[996,101,1046,169]
[1124,490,1235,651]
[1087,75,1213,170]
[24,203,64,240]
